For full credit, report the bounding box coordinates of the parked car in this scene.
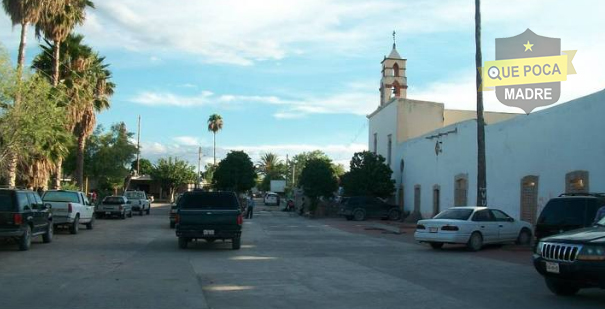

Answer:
[124,190,150,216]
[338,196,402,221]
[96,196,132,219]
[415,207,533,251]
[175,191,243,249]
[264,192,279,206]
[42,190,95,234]
[535,193,605,241]
[533,216,605,296]
[169,193,183,229]
[0,189,53,251]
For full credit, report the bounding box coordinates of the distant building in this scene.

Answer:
[368,41,605,222]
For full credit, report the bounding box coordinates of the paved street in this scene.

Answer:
[1,202,603,309]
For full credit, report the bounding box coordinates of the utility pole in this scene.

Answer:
[286,154,289,186]
[197,146,202,189]
[136,115,141,176]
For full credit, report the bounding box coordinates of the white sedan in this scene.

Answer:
[414,206,533,251]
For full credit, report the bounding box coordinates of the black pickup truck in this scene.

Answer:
[175,191,243,250]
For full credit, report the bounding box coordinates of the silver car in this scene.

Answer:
[96,196,132,219]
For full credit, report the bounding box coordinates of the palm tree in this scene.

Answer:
[1,0,56,188]
[36,0,94,189]
[35,0,94,87]
[207,114,223,165]
[475,0,487,206]
[33,34,113,190]
[258,153,281,175]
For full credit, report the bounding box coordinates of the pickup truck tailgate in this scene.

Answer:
[178,209,240,228]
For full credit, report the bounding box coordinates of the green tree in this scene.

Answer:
[207,113,223,165]
[202,163,216,184]
[213,150,256,193]
[86,123,137,193]
[291,150,329,187]
[257,152,288,191]
[131,158,153,175]
[35,0,94,188]
[150,157,197,202]
[0,48,71,189]
[299,157,338,213]
[341,151,395,198]
[33,33,114,190]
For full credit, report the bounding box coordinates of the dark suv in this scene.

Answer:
[535,193,605,241]
[0,189,53,251]
[339,196,402,221]
[533,216,605,296]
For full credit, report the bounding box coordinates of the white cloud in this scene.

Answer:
[173,136,203,147]
[130,82,377,117]
[74,0,593,66]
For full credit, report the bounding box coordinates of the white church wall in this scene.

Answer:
[368,99,398,173]
[397,90,605,220]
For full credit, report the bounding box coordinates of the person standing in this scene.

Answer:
[246,194,255,219]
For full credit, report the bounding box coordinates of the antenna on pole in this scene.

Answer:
[136,115,141,176]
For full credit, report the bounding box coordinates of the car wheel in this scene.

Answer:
[19,225,32,251]
[516,229,532,245]
[545,278,580,296]
[178,237,188,249]
[467,232,483,251]
[232,237,241,250]
[69,216,80,235]
[430,242,444,250]
[170,222,175,229]
[206,239,216,243]
[388,209,401,221]
[86,216,95,230]
[42,222,53,243]
[353,209,366,221]
[345,216,353,221]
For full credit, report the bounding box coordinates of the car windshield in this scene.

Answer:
[537,198,588,226]
[434,209,474,220]
[43,191,80,203]
[125,192,145,199]
[0,191,14,211]
[103,197,124,204]
[179,193,239,210]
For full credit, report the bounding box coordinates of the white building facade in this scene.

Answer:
[368,43,605,223]
[394,90,605,223]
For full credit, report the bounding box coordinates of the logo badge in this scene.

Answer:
[479,29,576,114]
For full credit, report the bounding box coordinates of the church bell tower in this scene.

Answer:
[380,31,407,106]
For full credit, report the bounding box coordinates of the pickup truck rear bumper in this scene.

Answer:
[176,228,241,239]
[53,215,74,225]
[0,227,26,237]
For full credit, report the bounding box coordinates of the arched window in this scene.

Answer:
[393,63,400,77]
[454,174,468,206]
[520,175,539,224]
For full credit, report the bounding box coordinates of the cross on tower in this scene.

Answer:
[392,30,396,48]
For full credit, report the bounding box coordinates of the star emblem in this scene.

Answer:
[523,41,534,52]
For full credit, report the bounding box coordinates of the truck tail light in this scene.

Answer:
[237,214,243,225]
[13,214,22,225]
[441,225,459,231]
[67,203,73,213]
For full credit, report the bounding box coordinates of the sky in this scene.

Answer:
[0,0,603,170]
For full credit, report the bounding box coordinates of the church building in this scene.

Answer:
[368,39,605,222]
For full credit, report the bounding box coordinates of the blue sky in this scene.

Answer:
[1,0,603,169]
